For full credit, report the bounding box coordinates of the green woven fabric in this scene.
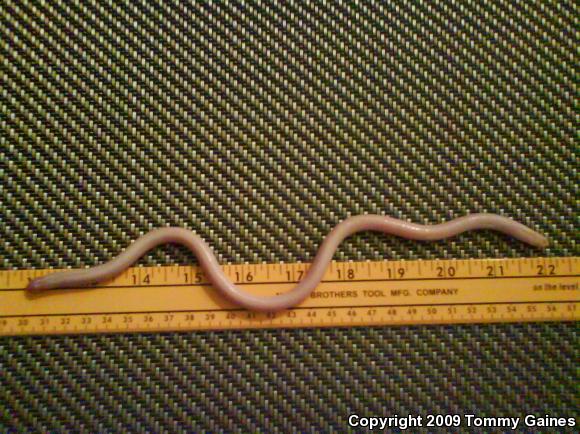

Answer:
[1,0,577,431]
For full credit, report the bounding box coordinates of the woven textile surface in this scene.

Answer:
[1,0,577,431]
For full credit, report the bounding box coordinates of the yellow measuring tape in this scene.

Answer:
[1,257,578,336]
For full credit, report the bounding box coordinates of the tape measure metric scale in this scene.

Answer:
[0,257,578,336]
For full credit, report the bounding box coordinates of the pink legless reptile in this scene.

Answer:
[26,214,548,312]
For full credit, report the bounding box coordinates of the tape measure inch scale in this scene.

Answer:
[0,257,578,336]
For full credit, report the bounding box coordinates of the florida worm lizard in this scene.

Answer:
[26,214,548,312]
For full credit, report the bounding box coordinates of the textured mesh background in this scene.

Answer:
[0,0,578,431]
